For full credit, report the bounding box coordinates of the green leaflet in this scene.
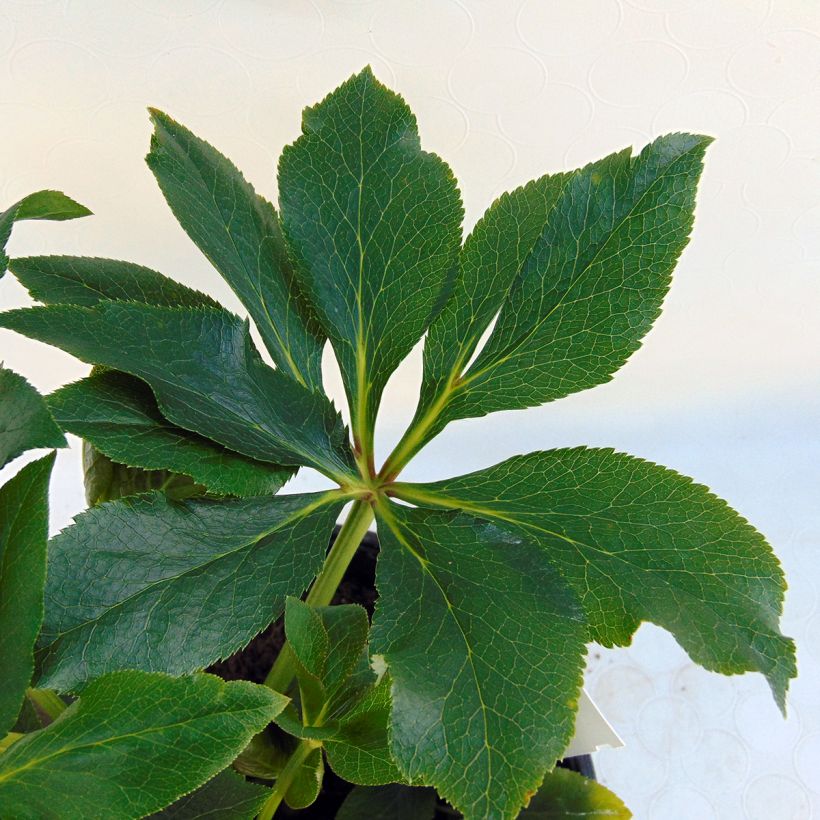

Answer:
[336,784,438,820]
[0,671,287,819]
[49,370,292,497]
[0,366,66,468]
[278,599,401,787]
[520,768,631,818]
[149,769,269,820]
[147,110,324,390]
[0,191,90,272]
[373,502,587,820]
[398,135,711,463]
[8,255,218,308]
[279,66,463,451]
[37,490,344,692]
[323,674,401,786]
[284,746,324,810]
[0,302,355,479]
[0,454,55,736]
[394,447,796,712]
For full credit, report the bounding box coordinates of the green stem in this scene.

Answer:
[26,688,67,724]
[0,733,23,753]
[257,738,320,820]
[264,499,375,693]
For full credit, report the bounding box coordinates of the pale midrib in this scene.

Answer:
[42,491,342,651]
[0,702,267,784]
[377,502,493,808]
[462,144,701,388]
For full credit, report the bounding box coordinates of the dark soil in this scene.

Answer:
[207,527,594,817]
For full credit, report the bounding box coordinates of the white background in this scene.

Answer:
[1,1,818,817]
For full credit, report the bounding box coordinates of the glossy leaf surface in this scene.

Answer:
[520,768,631,818]
[279,67,462,445]
[0,671,287,819]
[0,455,54,736]
[0,366,65,468]
[38,491,343,691]
[147,110,324,389]
[396,448,796,711]
[373,503,587,819]
[149,769,269,820]
[49,370,291,497]
[0,302,355,478]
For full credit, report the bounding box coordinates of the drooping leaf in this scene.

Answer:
[149,769,270,820]
[0,671,287,819]
[519,768,630,818]
[403,135,711,457]
[336,784,438,820]
[81,440,204,506]
[395,447,796,711]
[372,502,587,820]
[147,110,324,390]
[49,370,291,497]
[8,255,218,308]
[284,746,324,810]
[0,454,54,736]
[279,66,463,448]
[0,366,66,468]
[37,490,344,692]
[0,191,90,272]
[0,302,356,479]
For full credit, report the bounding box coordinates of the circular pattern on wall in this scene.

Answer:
[517,0,622,56]
[371,0,472,66]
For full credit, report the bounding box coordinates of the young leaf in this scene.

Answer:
[0,454,54,736]
[149,769,269,820]
[519,768,630,818]
[279,66,463,450]
[0,366,66,468]
[373,502,587,820]
[8,255,218,308]
[49,370,292,497]
[323,674,402,786]
[0,302,356,480]
[37,491,344,692]
[400,135,711,460]
[0,671,287,819]
[284,746,323,810]
[336,784,438,820]
[147,110,324,390]
[0,191,90,272]
[395,447,796,712]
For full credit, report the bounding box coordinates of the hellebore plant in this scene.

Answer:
[0,69,795,819]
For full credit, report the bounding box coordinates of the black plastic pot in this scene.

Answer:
[208,527,594,817]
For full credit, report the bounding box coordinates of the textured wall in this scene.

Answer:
[1,1,818,817]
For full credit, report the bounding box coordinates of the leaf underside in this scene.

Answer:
[520,767,631,818]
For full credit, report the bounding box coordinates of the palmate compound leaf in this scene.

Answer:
[372,501,587,820]
[278,66,463,451]
[0,301,356,481]
[36,490,344,692]
[0,670,287,820]
[394,448,796,712]
[0,191,90,272]
[0,366,66,469]
[391,134,712,466]
[520,767,631,819]
[0,454,55,737]
[147,109,325,391]
[49,370,291,497]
